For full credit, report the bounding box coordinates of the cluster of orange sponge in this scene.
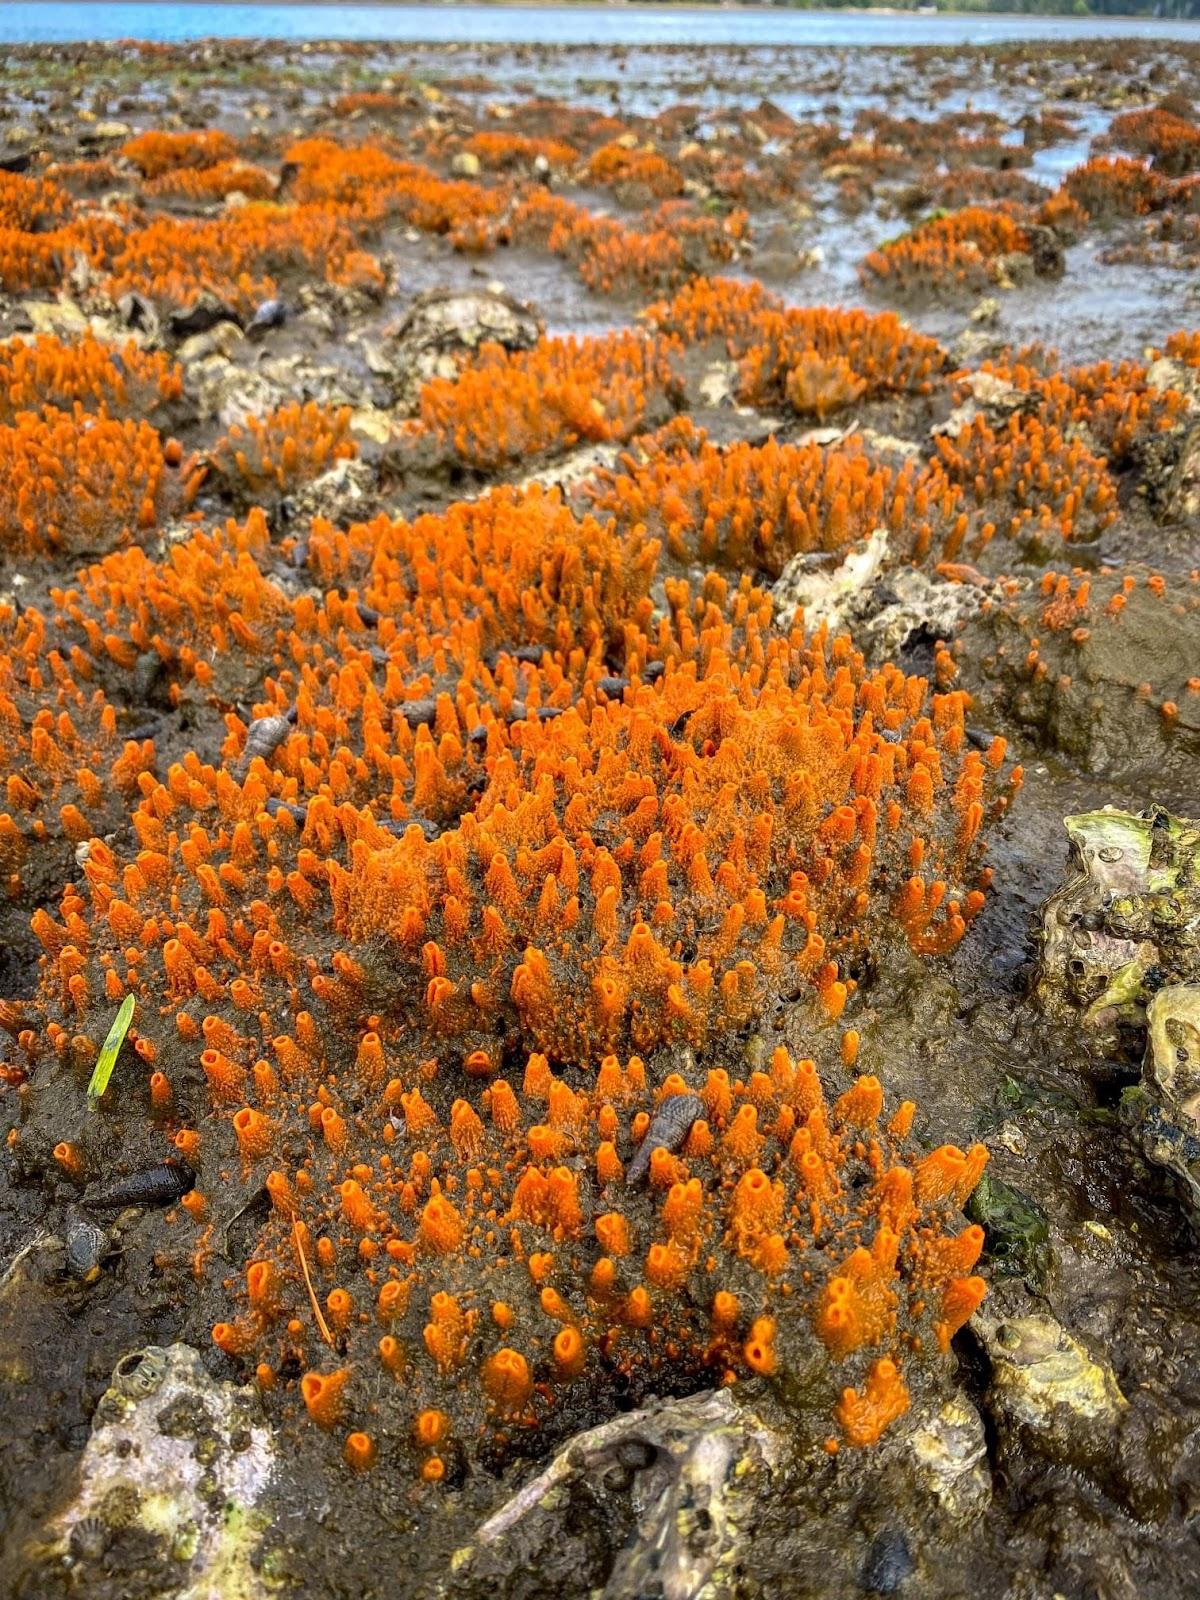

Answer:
[860,206,1034,299]
[646,277,948,414]
[211,402,357,504]
[0,332,183,425]
[13,438,1018,1473]
[584,418,961,576]
[0,406,196,559]
[406,327,682,471]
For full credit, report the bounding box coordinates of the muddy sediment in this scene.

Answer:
[0,32,1199,1600]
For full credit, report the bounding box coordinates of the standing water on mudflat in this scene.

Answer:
[0,21,1199,1600]
[10,2,1200,45]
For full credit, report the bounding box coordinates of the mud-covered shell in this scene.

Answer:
[1122,983,1200,1227]
[86,1160,195,1211]
[64,1214,108,1282]
[234,711,294,780]
[1035,806,1200,1046]
[1145,983,1200,1132]
[624,1092,704,1187]
[51,1345,272,1595]
[460,1389,781,1600]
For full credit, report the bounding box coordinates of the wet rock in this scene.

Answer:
[857,565,987,671]
[80,120,131,144]
[1023,223,1066,277]
[979,1312,1125,1479]
[168,293,240,339]
[697,361,737,408]
[771,528,985,669]
[287,455,377,525]
[116,291,160,337]
[450,1389,781,1600]
[1036,806,1200,1053]
[978,1313,1179,1521]
[1121,982,1200,1224]
[48,1344,272,1596]
[518,442,624,494]
[902,1396,991,1526]
[1158,421,1200,521]
[377,287,543,411]
[932,368,1026,439]
[771,526,889,636]
[176,320,244,366]
[963,567,1200,778]
[211,366,290,431]
[861,1529,913,1594]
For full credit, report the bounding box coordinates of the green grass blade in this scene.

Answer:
[87,994,136,1101]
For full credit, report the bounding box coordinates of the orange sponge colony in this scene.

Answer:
[12,448,1017,1475]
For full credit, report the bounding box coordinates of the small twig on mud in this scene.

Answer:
[0,1234,50,1290]
[292,1218,334,1347]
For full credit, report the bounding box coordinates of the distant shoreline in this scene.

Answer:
[33,0,1200,18]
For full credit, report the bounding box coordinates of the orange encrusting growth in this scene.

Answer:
[860,206,1034,297]
[0,112,1057,1487]
[211,402,357,501]
[0,405,198,558]
[0,332,183,424]
[14,451,1015,1474]
[201,1045,985,1468]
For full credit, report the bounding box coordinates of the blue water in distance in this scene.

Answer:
[9,4,1200,47]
